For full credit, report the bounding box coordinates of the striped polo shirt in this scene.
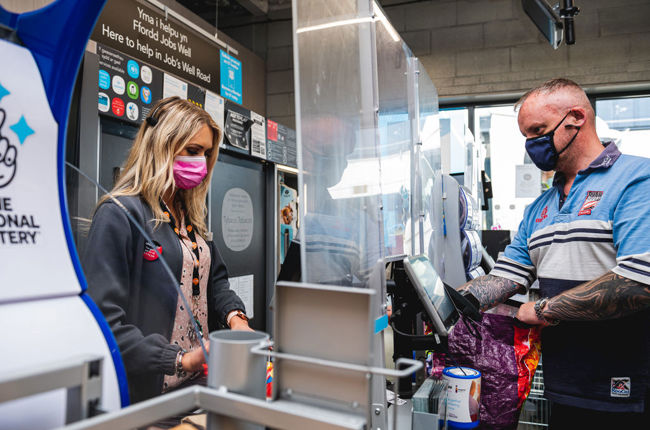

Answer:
[491,142,650,412]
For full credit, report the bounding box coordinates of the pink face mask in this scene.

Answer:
[173,155,207,189]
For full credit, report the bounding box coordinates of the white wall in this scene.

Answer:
[384,0,650,99]
[258,0,650,127]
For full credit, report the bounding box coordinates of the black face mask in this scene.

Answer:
[525,110,580,171]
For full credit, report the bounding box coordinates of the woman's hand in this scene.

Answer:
[181,341,210,372]
[230,317,254,332]
[226,310,254,332]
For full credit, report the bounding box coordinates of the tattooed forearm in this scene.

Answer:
[457,275,525,311]
[544,271,650,321]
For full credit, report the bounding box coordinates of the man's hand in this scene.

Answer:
[516,301,547,326]
[544,271,650,322]
[458,274,525,311]
[515,272,650,327]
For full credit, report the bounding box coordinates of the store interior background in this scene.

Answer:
[2,0,649,328]
[1,1,649,428]
[5,0,650,233]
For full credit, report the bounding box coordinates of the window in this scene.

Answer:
[596,96,650,159]
[439,108,470,175]
[440,92,650,234]
[475,105,535,231]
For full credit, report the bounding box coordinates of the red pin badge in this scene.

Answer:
[143,241,162,261]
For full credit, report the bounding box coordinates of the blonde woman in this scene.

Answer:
[83,97,251,404]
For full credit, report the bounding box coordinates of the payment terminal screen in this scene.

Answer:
[407,256,455,322]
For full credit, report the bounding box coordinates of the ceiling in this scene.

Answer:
[176,0,410,30]
[176,0,291,29]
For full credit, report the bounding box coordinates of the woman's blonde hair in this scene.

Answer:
[99,97,222,236]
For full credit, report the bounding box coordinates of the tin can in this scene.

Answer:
[443,366,481,429]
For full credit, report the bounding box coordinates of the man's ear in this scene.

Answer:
[569,106,587,128]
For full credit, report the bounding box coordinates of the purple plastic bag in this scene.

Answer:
[448,312,541,430]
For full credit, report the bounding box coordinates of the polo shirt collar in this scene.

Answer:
[552,141,621,189]
[578,141,621,174]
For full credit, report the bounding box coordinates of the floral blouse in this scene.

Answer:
[162,214,210,392]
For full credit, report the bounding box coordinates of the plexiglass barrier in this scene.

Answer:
[294,0,381,286]
[294,0,442,286]
[417,69,443,274]
[375,18,412,260]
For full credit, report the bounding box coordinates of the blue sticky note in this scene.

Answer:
[375,314,388,334]
[220,50,242,104]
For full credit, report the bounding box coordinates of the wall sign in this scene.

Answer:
[97,43,163,123]
[515,164,541,198]
[224,101,251,155]
[266,120,297,168]
[220,50,242,104]
[221,187,254,252]
[162,72,188,99]
[187,84,206,109]
[96,42,230,151]
[92,0,219,92]
[250,111,266,159]
[204,90,225,142]
[96,43,218,129]
[228,274,254,318]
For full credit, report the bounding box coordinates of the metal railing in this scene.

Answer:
[60,385,368,430]
[0,355,104,424]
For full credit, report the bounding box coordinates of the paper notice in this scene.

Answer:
[228,274,254,319]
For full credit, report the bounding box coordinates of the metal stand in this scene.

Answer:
[60,385,367,430]
[0,355,104,424]
[53,279,420,430]
[58,363,420,430]
[388,261,448,399]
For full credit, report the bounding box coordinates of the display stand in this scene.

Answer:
[0,2,127,428]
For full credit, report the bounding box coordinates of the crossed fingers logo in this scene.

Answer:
[0,108,18,188]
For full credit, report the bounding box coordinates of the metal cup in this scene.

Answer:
[207,330,269,399]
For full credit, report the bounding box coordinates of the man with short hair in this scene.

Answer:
[459,78,650,428]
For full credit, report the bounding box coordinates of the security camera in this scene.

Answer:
[522,0,580,49]
[559,1,580,45]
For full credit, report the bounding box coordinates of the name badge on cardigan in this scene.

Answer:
[143,241,163,261]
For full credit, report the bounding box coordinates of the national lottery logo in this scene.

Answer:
[0,79,40,246]
[0,109,17,188]
[0,82,35,189]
